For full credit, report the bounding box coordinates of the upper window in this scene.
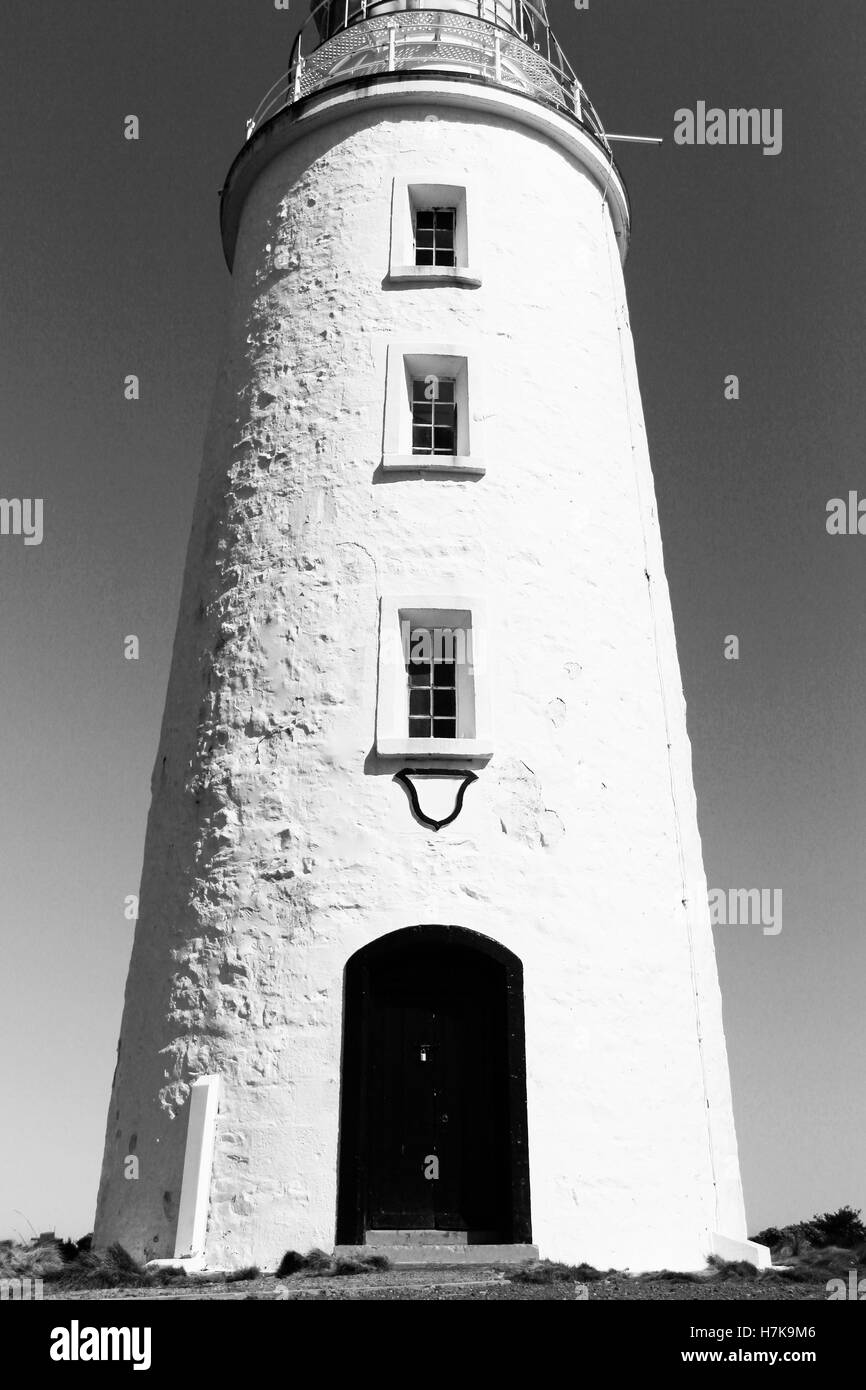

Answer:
[388,179,481,287]
[414,207,456,268]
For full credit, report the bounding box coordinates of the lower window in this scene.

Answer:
[376,595,492,760]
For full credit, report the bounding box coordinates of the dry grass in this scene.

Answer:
[2,1237,260,1291]
[9,1234,858,1301]
[276,1248,391,1277]
[509,1260,606,1285]
[0,1236,67,1281]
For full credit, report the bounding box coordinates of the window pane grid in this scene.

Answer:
[411,377,457,456]
[407,631,457,738]
[413,207,457,268]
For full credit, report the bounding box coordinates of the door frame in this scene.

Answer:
[335,923,532,1244]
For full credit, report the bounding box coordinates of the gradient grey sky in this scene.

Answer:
[1,0,863,1243]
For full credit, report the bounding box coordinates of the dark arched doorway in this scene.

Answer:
[336,925,531,1244]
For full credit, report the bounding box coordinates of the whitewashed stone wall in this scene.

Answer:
[94,94,747,1272]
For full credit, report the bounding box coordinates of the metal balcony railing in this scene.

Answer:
[245,1,610,153]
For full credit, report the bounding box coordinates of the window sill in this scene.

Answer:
[387,266,482,288]
[377,737,493,761]
[382,453,486,476]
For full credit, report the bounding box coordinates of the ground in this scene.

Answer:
[43,1265,830,1301]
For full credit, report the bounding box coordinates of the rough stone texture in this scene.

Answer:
[94,96,747,1272]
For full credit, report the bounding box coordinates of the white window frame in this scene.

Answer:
[387,179,481,287]
[382,342,486,475]
[376,593,493,760]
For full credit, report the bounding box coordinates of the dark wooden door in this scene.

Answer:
[366,944,509,1234]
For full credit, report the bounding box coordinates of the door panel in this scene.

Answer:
[366,945,509,1233]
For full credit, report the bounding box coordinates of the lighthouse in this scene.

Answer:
[94,0,766,1272]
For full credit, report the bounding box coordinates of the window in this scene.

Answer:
[382,343,486,475]
[376,595,492,760]
[411,376,457,455]
[388,180,480,286]
[407,626,458,738]
[414,207,456,268]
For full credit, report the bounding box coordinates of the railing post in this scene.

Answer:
[293,54,305,102]
[387,23,396,71]
[494,33,502,82]
[572,81,582,120]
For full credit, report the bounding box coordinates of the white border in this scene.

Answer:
[376,592,493,759]
[387,176,482,287]
[382,340,487,475]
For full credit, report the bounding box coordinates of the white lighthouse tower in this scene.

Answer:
[94,0,765,1272]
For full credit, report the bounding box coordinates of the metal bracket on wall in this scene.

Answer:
[394,768,479,831]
